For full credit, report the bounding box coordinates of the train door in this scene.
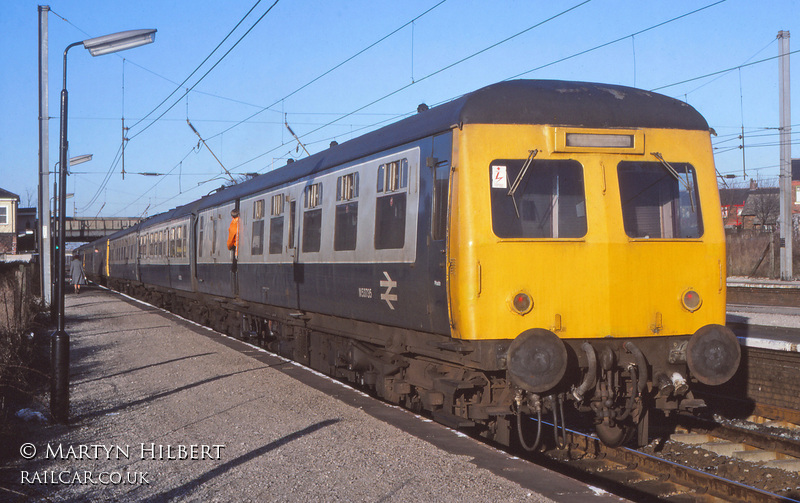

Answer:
[287,199,297,261]
[135,231,141,283]
[429,132,452,333]
[287,198,301,309]
[190,212,199,292]
[232,199,240,298]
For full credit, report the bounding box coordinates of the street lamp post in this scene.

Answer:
[49,155,91,321]
[51,29,156,424]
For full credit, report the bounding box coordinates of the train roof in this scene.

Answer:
[110,79,709,239]
[456,79,709,131]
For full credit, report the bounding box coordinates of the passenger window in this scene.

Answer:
[335,173,359,251]
[269,195,284,255]
[377,159,408,193]
[251,200,265,255]
[169,228,176,257]
[198,217,204,257]
[211,220,217,255]
[489,159,587,239]
[269,217,284,254]
[335,203,358,251]
[176,226,184,257]
[618,161,703,238]
[302,183,323,253]
[302,211,322,252]
[375,159,408,250]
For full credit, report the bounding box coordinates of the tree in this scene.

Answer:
[25,187,36,207]
[750,189,780,231]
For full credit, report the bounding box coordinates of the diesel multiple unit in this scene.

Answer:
[79,80,740,447]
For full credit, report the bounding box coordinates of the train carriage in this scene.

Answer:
[79,80,740,448]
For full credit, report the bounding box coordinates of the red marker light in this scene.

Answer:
[512,292,532,314]
[682,290,702,312]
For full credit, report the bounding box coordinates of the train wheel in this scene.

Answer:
[595,420,634,447]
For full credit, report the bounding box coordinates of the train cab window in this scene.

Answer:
[489,159,586,239]
[302,183,323,253]
[375,159,408,249]
[252,199,265,255]
[618,161,703,239]
[269,194,284,255]
[335,173,359,251]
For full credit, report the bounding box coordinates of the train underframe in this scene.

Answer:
[107,277,736,448]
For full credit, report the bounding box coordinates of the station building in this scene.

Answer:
[0,188,20,254]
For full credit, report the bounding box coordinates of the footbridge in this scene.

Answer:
[56,217,141,242]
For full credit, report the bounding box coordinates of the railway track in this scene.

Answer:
[232,328,800,502]
[521,416,799,502]
[674,414,800,469]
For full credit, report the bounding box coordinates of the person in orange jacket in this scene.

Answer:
[227,209,239,264]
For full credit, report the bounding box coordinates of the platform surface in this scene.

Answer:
[0,287,620,502]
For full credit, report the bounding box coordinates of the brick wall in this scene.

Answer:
[0,234,15,254]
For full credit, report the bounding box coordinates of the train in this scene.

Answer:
[78,79,741,448]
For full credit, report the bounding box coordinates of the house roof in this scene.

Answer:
[0,188,19,201]
[718,188,749,206]
[741,187,780,218]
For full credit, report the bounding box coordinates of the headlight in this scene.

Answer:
[681,289,702,312]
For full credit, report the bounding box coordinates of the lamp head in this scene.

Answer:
[82,29,157,56]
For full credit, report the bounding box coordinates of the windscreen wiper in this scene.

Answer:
[651,151,695,212]
[508,149,539,218]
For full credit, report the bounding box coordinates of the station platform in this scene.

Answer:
[728,277,800,290]
[1,287,618,502]
[727,305,800,353]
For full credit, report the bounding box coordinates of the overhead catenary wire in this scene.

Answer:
[128,0,282,142]
[155,0,730,200]
[504,0,727,82]
[108,1,467,214]
[229,0,593,173]
[232,0,723,175]
[90,1,775,217]
[127,0,272,134]
[92,0,595,214]
[650,48,800,92]
[207,0,450,142]
[82,0,281,214]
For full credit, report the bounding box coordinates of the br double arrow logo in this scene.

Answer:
[380,271,397,310]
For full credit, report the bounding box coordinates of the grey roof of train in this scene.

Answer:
[102,79,709,241]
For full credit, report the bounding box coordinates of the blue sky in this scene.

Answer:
[1,0,798,218]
